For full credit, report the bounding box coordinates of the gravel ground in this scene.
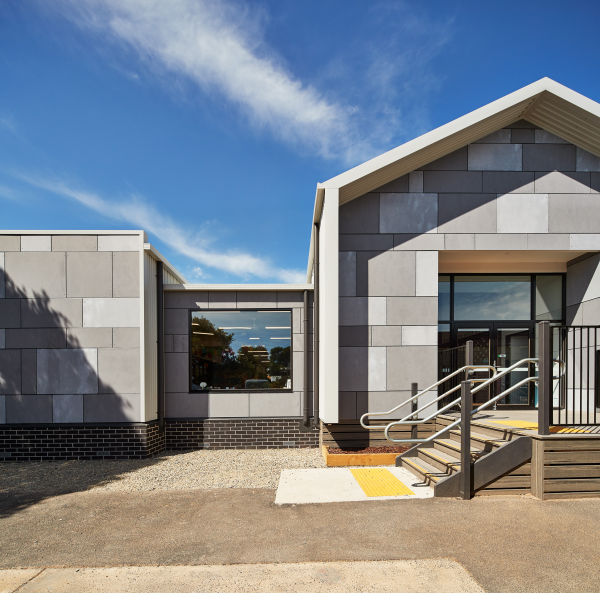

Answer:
[0,448,326,494]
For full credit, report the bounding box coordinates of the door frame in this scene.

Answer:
[451,321,536,409]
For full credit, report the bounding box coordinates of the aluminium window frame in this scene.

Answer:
[187,307,295,394]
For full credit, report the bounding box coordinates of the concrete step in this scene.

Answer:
[434,439,485,461]
[448,430,505,453]
[418,447,460,475]
[401,457,447,487]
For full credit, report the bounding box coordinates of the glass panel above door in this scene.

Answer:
[454,276,531,321]
[438,275,450,321]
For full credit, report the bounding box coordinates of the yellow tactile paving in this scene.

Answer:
[488,420,592,434]
[350,468,415,497]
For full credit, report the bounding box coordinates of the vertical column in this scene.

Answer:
[460,380,472,500]
[319,188,339,423]
[538,321,551,435]
[411,382,418,441]
[156,261,165,432]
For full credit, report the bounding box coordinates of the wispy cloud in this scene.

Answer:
[16,173,305,283]
[45,0,452,165]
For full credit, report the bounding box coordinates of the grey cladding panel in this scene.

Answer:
[379,193,438,234]
[420,146,468,170]
[112,252,140,298]
[0,236,20,251]
[236,291,277,308]
[522,144,576,171]
[511,128,535,144]
[67,327,113,348]
[37,348,98,395]
[52,235,97,251]
[482,172,534,194]
[20,298,82,328]
[339,347,368,391]
[386,346,437,391]
[5,252,66,298]
[98,347,140,394]
[6,394,52,423]
[21,349,37,394]
[373,175,408,193]
[339,234,394,251]
[357,251,415,297]
[386,297,437,325]
[437,194,497,233]
[549,195,600,233]
[423,171,482,193]
[112,327,140,348]
[339,194,379,234]
[165,352,189,393]
[67,252,112,298]
[165,291,209,309]
[0,300,20,328]
[165,308,189,335]
[339,325,370,347]
[83,393,140,422]
[534,171,591,193]
[6,328,66,349]
[165,393,208,418]
[0,349,21,394]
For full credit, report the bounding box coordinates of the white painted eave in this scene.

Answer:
[164,283,313,291]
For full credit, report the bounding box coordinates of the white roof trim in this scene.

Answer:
[143,244,188,284]
[164,283,313,291]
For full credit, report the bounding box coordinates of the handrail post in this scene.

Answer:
[538,321,551,435]
[460,380,472,500]
[411,383,418,441]
[466,340,473,368]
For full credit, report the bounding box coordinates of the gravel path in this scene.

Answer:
[0,449,325,494]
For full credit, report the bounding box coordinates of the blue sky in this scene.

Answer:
[1,1,599,283]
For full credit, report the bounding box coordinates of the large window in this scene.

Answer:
[190,310,292,391]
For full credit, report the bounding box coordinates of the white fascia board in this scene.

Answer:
[306,185,326,282]
[0,229,146,235]
[143,243,188,284]
[164,283,313,291]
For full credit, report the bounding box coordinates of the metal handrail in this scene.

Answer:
[383,358,565,444]
[359,364,498,430]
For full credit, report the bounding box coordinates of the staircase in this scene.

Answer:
[398,415,532,497]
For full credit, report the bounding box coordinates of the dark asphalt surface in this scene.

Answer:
[1,489,599,593]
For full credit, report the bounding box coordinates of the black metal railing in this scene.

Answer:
[438,345,466,411]
[553,325,600,426]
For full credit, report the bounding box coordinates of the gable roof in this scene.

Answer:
[306,78,600,280]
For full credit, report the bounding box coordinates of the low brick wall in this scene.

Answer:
[0,419,319,461]
[166,419,319,450]
[0,423,165,462]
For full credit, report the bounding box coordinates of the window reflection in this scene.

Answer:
[438,276,450,321]
[190,310,292,391]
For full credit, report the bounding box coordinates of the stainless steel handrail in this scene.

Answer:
[359,365,498,430]
[382,358,565,444]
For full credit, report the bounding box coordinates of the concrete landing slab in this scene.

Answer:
[275,467,433,504]
[3,560,483,593]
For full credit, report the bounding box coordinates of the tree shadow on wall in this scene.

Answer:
[0,272,171,518]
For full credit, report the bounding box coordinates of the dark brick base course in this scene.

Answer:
[166,418,319,450]
[0,419,319,461]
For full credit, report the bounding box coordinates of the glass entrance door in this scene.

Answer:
[452,322,534,407]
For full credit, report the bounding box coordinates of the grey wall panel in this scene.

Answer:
[0,395,5,423]
[6,394,52,423]
[402,325,437,346]
[523,144,576,171]
[534,171,591,193]
[165,392,208,418]
[482,172,534,194]
[209,392,249,417]
[112,252,140,298]
[577,147,600,172]
[373,174,408,192]
[98,347,140,394]
[380,193,438,234]
[0,236,20,251]
[339,234,394,251]
[97,235,140,252]
[570,235,600,250]
[371,325,402,347]
[0,253,4,300]
[473,129,511,144]
[236,291,278,308]
[20,298,82,328]
[276,291,304,308]
[339,193,379,234]
[420,146,468,170]
[52,235,98,251]
[368,346,386,391]
[339,346,368,391]
[0,349,21,394]
[393,234,444,251]
[535,130,570,144]
[165,352,189,393]
[468,144,522,171]
[339,325,370,347]
[581,297,600,325]
[367,391,413,420]
[527,234,570,250]
[6,328,66,349]
[0,299,20,328]
[386,297,438,326]
[249,392,301,417]
[566,254,600,307]
[386,346,437,391]
[592,173,600,193]
[511,128,535,143]
[164,290,209,309]
[549,195,600,233]
[496,194,548,233]
[83,393,140,422]
[0,329,4,349]
[5,252,66,298]
[438,194,496,233]
[444,234,475,250]
[37,348,98,395]
[409,171,424,192]
[163,334,174,353]
[67,327,113,348]
[112,327,140,348]
[83,298,140,327]
[424,171,482,193]
[173,335,188,353]
[21,236,51,252]
[339,391,357,420]
[165,308,190,335]
[208,291,236,308]
[66,252,112,298]
[339,252,357,297]
[475,234,527,250]
[357,251,416,297]
[53,394,83,423]
[21,349,36,394]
